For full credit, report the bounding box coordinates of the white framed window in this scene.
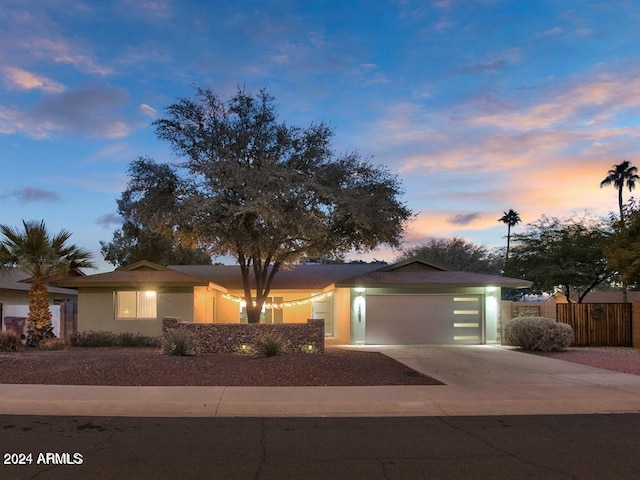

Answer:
[115,291,157,319]
[240,297,283,323]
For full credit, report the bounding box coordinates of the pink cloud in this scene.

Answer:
[2,66,66,93]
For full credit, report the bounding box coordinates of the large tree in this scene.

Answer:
[100,157,212,267]
[132,87,411,323]
[0,220,95,345]
[600,160,639,224]
[506,215,614,302]
[498,209,521,263]
[604,199,640,302]
[397,237,502,274]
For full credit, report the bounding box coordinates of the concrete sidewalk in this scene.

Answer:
[1,345,640,417]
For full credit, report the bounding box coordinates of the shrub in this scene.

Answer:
[116,332,161,347]
[503,316,573,351]
[253,332,285,357]
[162,331,196,356]
[0,331,23,352]
[71,330,160,347]
[71,330,117,347]
[38,338,68,351]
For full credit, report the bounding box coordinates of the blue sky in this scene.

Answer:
[1,0,640,272]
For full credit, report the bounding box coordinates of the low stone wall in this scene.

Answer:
[162,317,325,354]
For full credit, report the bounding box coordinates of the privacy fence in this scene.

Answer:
[556,303,632,347]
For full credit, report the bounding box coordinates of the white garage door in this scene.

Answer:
[365,294,483,345]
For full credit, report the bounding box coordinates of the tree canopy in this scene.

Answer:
[100,157,212,267]
[397,237,502,274]
[129,87,412,322]
[604,199,640,293]
[600,160,639,224]
[498,209,521,262]
[505,215,614,302]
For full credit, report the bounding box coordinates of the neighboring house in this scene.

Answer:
[0,268,79,335]
[55,259,531,345]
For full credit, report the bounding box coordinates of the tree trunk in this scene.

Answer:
[26,276,54,346]
[618,186,625,224]
[246,304,262,324]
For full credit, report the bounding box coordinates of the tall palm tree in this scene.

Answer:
[600,160,639,224]
[0,220,95,346]
[498,209,521,263]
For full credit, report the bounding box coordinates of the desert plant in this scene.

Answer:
[0,331,23,352]
[0,220,94,347]
[503,316,573,351]
[253,332,285,357]
[37,338,68,350]
[162,331,196,356]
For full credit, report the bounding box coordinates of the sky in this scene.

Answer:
[2,0,640,272]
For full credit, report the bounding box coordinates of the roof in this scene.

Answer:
[54,261,209,288]
[56,259,532,290]
[0,268,79,296]
[336,269,533,288]
[170,264,383,290]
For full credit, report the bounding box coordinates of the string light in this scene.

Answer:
[221,291,333,309]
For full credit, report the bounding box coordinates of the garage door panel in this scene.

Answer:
[365,294,482,345]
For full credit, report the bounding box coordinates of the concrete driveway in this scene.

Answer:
[374,344,640,415]
[1,345,640,417]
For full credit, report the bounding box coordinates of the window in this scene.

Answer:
[240,297,283,323]
[115,291,157,319]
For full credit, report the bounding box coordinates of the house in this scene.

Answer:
[0,268,79,336]
[55,259,532,345]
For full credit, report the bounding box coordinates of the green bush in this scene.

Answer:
[0,331,23,352]
[253,332,285,357]
[503,316,573,351]
[116,332,160,347]
[162,331,196,356]
[38,338,68,351]
[70,330,160,347]
[71,330,117,346]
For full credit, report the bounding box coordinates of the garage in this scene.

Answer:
[364,294,483,345]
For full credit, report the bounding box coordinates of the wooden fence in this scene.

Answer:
[556,303,632,346]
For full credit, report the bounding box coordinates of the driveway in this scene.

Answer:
[1,345,640,417]
[372,344,640,415]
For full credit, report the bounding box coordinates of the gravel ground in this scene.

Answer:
[530,347,640,375]
[0,347,443,387]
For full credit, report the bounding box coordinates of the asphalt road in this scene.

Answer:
[1,414,639,479]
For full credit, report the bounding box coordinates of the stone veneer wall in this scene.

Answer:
[162,317,325,353]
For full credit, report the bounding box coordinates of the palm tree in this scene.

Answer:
[0,220,95,346]
[600,160,639,224]
[498,209,521,263]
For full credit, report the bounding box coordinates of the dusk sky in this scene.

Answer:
[2,0,639,272]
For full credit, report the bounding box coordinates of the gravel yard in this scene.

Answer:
[531,347,640,376]
[0,346,443,386]
[1,346,639,387]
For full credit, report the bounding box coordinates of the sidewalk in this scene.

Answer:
[1,345,640,417]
